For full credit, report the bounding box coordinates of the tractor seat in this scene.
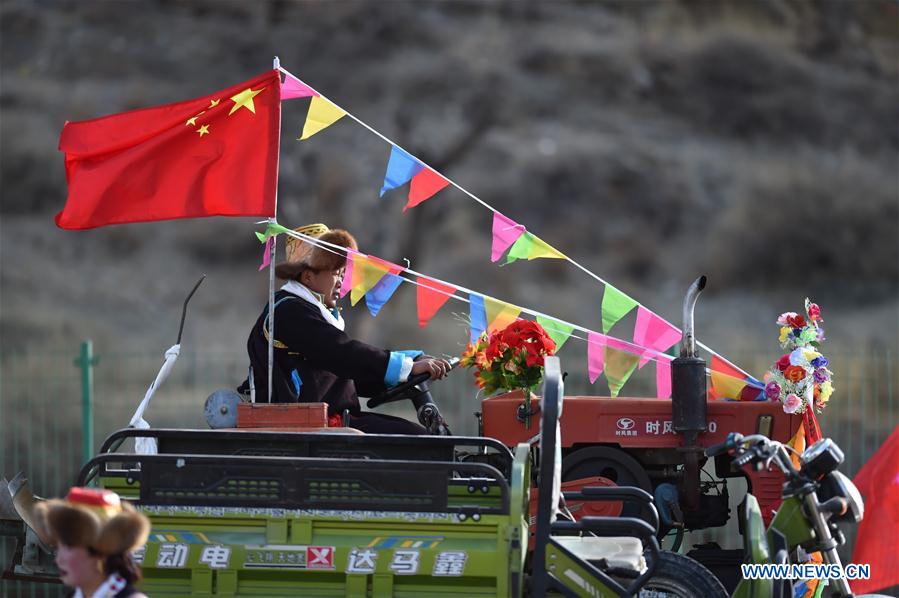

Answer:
[553,534,646,574]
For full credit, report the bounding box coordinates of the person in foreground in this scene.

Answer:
[35,487,150,598]
[241,223,451,434]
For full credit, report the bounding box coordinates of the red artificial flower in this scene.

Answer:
[807,303,822,321]
[776,354,791,372]
[525,352,544,367]
[786,314,806,329]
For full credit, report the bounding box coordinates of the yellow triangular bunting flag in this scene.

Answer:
[300,96,346,140]
[350,256,391,306]
[484,297,521,333]
[710,370,748,401]
[604,345,640,398]
[527,235,566,260]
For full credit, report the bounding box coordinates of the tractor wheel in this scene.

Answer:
[562,446,652,517]
[637,550,728,597]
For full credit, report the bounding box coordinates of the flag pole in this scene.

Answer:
[266,56,282,403]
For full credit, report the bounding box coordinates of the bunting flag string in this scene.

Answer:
[277,65,750,381]
[265,225,743,396]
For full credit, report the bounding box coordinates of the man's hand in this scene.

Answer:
[411,357,453,380]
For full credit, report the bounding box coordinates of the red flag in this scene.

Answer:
[56,70,281,229]
[416,278,456,328]
[850,426,899,595]
[405,168,449,211]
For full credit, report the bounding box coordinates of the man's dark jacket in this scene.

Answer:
[244,290,390,415]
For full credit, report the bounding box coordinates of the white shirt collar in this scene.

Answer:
[282,280,346,331]
[73,573,127,598]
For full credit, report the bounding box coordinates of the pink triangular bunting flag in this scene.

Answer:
[491,212,526,262]
[656,359,672,399]
[633,307,681,368]
[587,332,606,384]
[406,168,450,211]
[281,72,318,100]
[258,237,272,271]
[338,252,355,298]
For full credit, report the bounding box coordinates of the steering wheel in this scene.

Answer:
[367,357,459,409]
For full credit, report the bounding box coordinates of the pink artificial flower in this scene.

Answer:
[765,381,781,401]
[783,393,802,414]
[777,312,798,326]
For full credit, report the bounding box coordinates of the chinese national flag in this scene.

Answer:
[56,70,280,229]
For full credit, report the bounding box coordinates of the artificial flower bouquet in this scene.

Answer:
[460,320,557,427]
[764,299,834,414]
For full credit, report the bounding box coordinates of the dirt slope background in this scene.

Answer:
[1,0,897,392]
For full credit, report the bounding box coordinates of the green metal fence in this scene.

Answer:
[1,343,895,596]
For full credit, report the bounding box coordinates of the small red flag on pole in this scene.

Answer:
[56,70,281,229]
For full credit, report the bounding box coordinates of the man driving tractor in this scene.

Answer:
[239,223,452,434]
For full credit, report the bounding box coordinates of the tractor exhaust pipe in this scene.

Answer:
[672,276,708,511]
[681,275,706,358]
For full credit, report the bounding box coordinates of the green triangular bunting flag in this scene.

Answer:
[604,345,640,397]
[504,232,535,264]
[601,284,638,334]
[504,232,565,264]
[536,316,574,352]
[255,222,293,243]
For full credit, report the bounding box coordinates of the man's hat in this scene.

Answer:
[34,487,150,556]
[276,223,358,280]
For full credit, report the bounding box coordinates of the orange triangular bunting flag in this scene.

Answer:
[484,297,521,333]
[416,278,456,328]
[709,355,748,400]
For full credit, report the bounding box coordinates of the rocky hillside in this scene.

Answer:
[1,0,897,373]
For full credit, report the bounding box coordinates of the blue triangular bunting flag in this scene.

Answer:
[365,273,404,317]
[380,146,424,197]
[469,293,487,343]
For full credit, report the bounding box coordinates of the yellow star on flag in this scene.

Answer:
[229,87,264,116]
[196,124,210,137]
[209,99,220,107]
[186,116,199,126]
